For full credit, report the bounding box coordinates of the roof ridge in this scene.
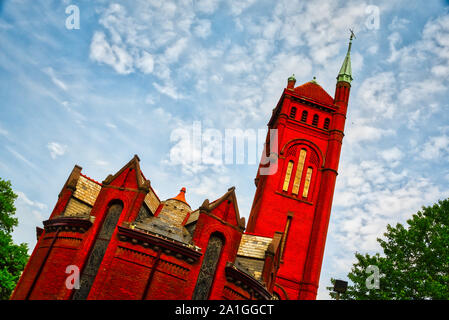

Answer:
[79,172,102,186]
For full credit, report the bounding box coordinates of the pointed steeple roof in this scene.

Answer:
[337,31,355,84]
[170,187,190,207]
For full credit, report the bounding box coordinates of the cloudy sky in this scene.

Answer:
[1,0,449,299]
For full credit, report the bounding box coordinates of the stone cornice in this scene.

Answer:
[43,216,93,233]
[225,262,272,300]
[117,225,202,264]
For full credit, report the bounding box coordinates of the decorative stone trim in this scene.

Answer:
[225,262,272,300]
[43,216,93,233]
[117,225,202,264]
[274,191,313,205]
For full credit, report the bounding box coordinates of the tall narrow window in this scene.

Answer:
[312,114,319,126]
[192,234,224,300]
[292,149,306,195]
[282,161,294,192]
[289,107,297,119]
[280,215,292,261]
[302,167,313,198]
[324,118,330,130]
[73,201,123,300]
[301,110,308,122]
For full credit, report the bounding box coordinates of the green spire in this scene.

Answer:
[337,31,355,84]
[288,74,296,81]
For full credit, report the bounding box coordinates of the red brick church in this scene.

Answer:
[11,36,354,300]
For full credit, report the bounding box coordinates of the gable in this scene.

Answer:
[102,155,150,191]
[199,187,245,230]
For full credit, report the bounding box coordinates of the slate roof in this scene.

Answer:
[235,234,273,281]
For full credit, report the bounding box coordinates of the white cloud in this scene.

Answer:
[357,72,397,119]
[47,142,67,159]
[15,191,47,224]
[153,81,185,100]
[333,163,448,255]
[16,191,47,211]
[105,122,117,129]
[136,51,154,74]
[345,124,395,144]
[380,147,403,163]
[95,160,109,167]
[195,0,221,14]
[43,67,68,91]
[6,146,36,169]
[89,31,134,75]
[164,38,188,63]
[228,0,257,16]
[0,124,8,136]
[421,134,449,160]
[193,19,212,38]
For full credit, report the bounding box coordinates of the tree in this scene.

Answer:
[0,178,29,300]
[328,199,449,300]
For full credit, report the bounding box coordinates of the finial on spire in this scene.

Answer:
[349,28,356,41]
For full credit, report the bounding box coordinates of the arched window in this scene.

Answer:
[192,233,224,300]
[292,149,306,195]
[73,201,123,300]
[301,110,308,122]
[312,114,319,126]
[324,118,330,130]
[282,161,294,192]
[289,107,297,119]
[302,167,313,198]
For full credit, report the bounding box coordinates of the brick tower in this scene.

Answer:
[246,35,354,300]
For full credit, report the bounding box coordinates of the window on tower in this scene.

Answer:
[324,118,330,130]
[312,114,319,126]
[280,145,320,201]
[289,107,297,119]
[292,149,306,195]
[302,167,313,198]
[282,161,294,192]
[301,110,308,122]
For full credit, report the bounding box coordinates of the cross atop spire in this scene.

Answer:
[337,30,355,84]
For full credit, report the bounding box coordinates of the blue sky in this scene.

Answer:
[1,0,449,299]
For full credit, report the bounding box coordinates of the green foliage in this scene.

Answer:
[328,199,449,300]
[0,178,18,234]
[0,178,29,300]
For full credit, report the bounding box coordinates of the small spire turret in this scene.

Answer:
[337,30,355,84]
